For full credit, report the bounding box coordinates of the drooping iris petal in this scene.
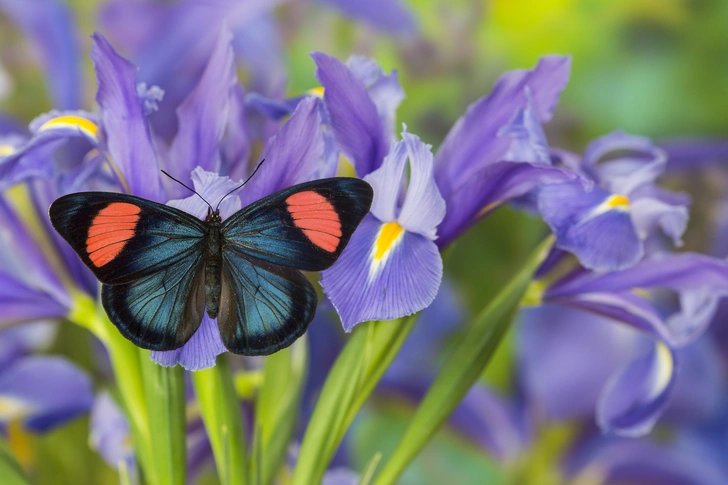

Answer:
[321,215,442,331]
[240,97,325,206]
[166,27,237,196]
[597,341,677,436]
[0,323,56,373]
[151,313,227,371]
[0,356,93,432]
[312,52,389,177]
[630,197,688,246]
[89,392,135,472]
[0,0,82,109]
[91,33,164,202]
[518,305,640,421]
[0,274,67,328]
[151,168,242,369]
[538,181,642,271]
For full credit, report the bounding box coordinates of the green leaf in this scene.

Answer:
[251,338,308,485]
[192,356,248,485]
[140,354,187,485]
[292,315,417,485]
[0,436,32,485]
[372,235,554,485]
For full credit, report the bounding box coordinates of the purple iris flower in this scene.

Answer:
[526,252,728,436]
[538,131,689,271]
[0,325,92,433]
[89,392,136,477]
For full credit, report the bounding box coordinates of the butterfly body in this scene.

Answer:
[50,178,373,355]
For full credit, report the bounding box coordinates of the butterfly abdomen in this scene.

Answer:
[204,214,223,318]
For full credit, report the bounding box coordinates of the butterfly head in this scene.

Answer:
[205,206,222,224]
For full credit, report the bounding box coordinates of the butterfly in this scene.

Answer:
[49,177,373,355]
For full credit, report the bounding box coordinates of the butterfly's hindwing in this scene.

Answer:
[102,252,206,351]
[50,192,206,284]
[221,178,373,271]
[218,246,317,355]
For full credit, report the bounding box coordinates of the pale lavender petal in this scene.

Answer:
[630,197,688,247]
[166,27,237,197]
[151,313,226,371]
[313,52,389,176]
[89,392,134,472]
[220,86,251,180]
[167,167,242,221]
[597,341,676,436]
[363,138,407,223]
[316,0,416,34]
[582,131,666,195]
[240,97,325,206]
[498,95,550,165]
[397,132,445,239]
[321,215,442,331]
[537,181,642,271]
[0,323,57,372]
[0,356,93,432]
[91,33,164,202]
[0,273,67,328]
[518,305,641,421]
[0,0,82,109]
[322,468,359,485]
[232,13,286,95]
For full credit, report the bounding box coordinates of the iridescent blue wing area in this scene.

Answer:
[218,246,317,355]
[221,178,373,271]
[50,192,207,350]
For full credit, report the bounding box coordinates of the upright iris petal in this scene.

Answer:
[321,131,445,330]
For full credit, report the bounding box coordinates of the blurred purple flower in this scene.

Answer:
[89,392,135,476]
[538,131,689,271]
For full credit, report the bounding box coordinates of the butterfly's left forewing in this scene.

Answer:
[50,193,208,350]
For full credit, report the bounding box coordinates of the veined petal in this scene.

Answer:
[167,167,242,221]
[241,97,325,206]
[397,132,445,238]
[0,272,68,328]
[167,27,237,196]
[91,33,164,202]
[0,356,93,432]
[89,392,135,472]
[583,130,667,195]
[498,94,551,165]
[597,341,676,437]
[231,13,287,95]
[538,181,642,271]
[220,86,251,181]
[630,196,688,247]
[0,0,82,109]
[312,52,389,177]
[151,313,226,371]
[30,110,99,142]
[364,138,407,223]
[321,215,442,331]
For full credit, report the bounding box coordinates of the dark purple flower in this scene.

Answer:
[538,131,689,271]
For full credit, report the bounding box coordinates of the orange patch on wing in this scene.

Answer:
[86,202,141,267]
[286,191,342,252]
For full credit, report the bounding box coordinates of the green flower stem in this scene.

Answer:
[140,353,187,485]
[0,436,31,485]
[192,356,248,485]
[372,235,555,485]
[291,314,418,485]
[69,293,157,484]
[251,338,307,485]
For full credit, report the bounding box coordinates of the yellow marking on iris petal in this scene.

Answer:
[0,397,29,421]
[369,221,405,281]
[37,115,99,141]
[8,419,33,468]
[606,194,630,208]
[307,86,325,98]
[651,342,673,397]
[374,222,405,260]
[0,144,15,156]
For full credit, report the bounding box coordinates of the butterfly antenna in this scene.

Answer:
[160,170,214,213]
[214,159,266,212]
